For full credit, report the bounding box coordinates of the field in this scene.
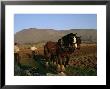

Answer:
[14,43,97,76]
[66,43,97,76]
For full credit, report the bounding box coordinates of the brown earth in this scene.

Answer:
[15,43,97,76]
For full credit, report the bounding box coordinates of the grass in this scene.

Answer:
[20,58,37,68]
[65,66,97,76]
[14,57,38,76]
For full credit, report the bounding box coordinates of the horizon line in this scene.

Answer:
[14,28,97,34]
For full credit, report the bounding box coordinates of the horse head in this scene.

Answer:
[68,33,82,50]
[67,33,77,49]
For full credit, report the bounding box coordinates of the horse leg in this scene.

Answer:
[60,56,65,72]
[50,55,53,65]
[65,56,70,67]
[55,56,58,66]
[45,53,51,70]
[61,64,65,72]
[53,55,57,66]
[45,54,49,69]
[44,45,49,61]
[50,54,56,66]
[52,54,55,65]
[57,55,62,72]
[77,44,80,50]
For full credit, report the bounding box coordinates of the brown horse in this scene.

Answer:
[57,36,81,72]
[44,43,75,72]
[44,33,81,72]
[44,41,59,68]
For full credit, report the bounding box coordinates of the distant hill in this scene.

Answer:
[14,28,97,44]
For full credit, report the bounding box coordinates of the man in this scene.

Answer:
[14,43,20,66]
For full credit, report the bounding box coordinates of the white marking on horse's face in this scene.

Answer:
[72,36,77,48]
[73,36,77,43]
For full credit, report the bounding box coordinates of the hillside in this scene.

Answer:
[14,28,97,44]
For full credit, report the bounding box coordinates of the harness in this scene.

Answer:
[58,34,80,52]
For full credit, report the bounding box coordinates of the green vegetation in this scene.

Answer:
[65,66,96,76]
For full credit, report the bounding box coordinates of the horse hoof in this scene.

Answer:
[57,64,61,72]
[61,65,65,72]
[59,72,66,76]
[53,62,56,65]
[66,65,69,68]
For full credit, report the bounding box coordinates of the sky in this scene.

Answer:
[14,14,97,33]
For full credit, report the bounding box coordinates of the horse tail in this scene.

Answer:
[44,43,50,60]
[44,44,48,56]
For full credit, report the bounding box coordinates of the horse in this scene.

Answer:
[44,33,81,72]
[56,33,79,71]
[61,33,77,47]
[44,41,68,72]
[58,33,78,52]
[44,41,59,68]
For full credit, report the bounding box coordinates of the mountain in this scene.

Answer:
[14,28,97,44]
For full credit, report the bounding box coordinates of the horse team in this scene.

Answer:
[44,33,81,72]
[14,33,81,74]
